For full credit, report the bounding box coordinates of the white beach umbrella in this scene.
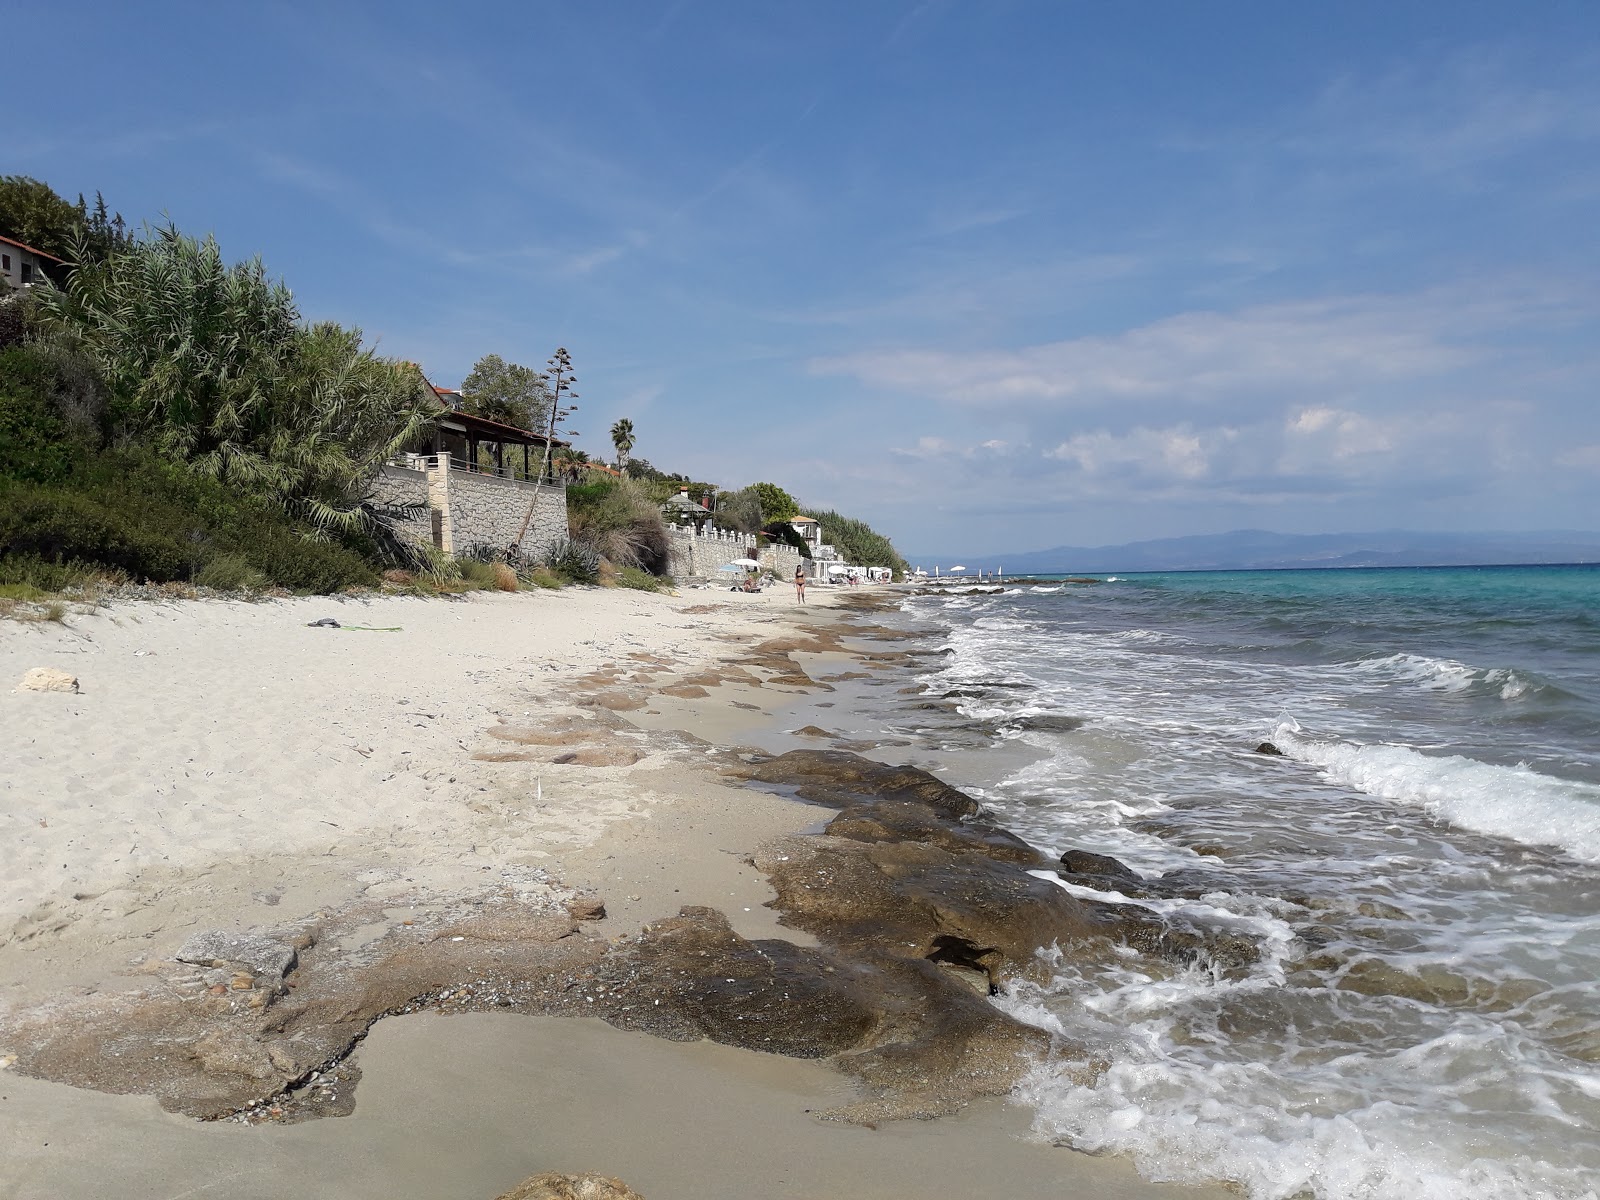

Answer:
[827,564,850,574]
[950,565,967,572]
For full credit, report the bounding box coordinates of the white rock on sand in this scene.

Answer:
[14,666,78,693]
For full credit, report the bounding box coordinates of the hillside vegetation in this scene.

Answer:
[2,176,907,602]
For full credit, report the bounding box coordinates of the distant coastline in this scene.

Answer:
[909,529,1600,575]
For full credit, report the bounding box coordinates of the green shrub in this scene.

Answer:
[617,566,670,592]
[0,450,378,594]
[195,554,269,591]
[526,565,563,589]
[240,524,375,593]
[0,555,103,593]
[458,559,501,590]
[565,477,670,572]
[0,344,102,484]
[0,481,191,579]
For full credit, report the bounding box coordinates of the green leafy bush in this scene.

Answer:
[458,559,501,590]
[0,555,102,593]
[565,477,670,573]
[0,450,377,594]
[34,224,437,538]
[195,554,269,591]
[0,344,104,484]
[617,566,670,592]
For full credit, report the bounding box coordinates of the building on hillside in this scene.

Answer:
[663,487,717,530]
[789,515,824,555]
[0,235,65,290]
[369,370,571,559]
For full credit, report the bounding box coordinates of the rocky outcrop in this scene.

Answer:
[496,1174,645,1200]
[739,749,981,819]
[176,930,300,990]
[588,906,1057,1122]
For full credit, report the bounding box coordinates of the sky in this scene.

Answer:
[10,1,1599,556]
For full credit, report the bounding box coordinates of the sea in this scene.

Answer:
[900,565,1600,1200]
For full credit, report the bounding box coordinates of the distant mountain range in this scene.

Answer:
[911,530,1600,574]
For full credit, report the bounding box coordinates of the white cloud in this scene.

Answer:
[1284,406,1395,458]
[1555,444,1600,471]
[811,284,1574,410]
[1046,425,1234,482]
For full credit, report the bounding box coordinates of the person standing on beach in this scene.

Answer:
[794,565,807,603]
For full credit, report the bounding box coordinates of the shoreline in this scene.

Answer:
[1,585,1229,1199]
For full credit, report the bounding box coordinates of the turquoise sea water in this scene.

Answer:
[906,565,1600,1200]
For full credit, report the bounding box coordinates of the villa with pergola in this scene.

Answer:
[425,386,565,480]
[368,375,572,558]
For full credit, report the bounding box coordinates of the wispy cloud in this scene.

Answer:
[811,281,1584,410]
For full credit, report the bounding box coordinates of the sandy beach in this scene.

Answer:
[0,585,1229,1200]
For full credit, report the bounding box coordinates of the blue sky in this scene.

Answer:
[12,1,1599,555]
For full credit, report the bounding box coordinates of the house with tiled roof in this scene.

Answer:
[0,234,64,290]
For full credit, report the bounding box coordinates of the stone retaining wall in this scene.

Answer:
[372,459,568,560]
[439,467,567,559]
[371,465,434,547]
[667,526,804,582]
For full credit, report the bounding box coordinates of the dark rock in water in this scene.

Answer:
[1255,741,1285,756]
[827,800,1045,866]
[1151,867,1244,899]
[591,906,1057,1121]
[738,749,981,820]
[1013,713,1087,733]
[1058,848,1140,880]
[755,833,1251,982]
[594,907,880,1057]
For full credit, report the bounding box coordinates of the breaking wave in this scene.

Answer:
[1271,720,1600,863]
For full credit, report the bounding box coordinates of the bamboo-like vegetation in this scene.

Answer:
[36,225,436,536]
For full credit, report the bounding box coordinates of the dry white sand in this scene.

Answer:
[0,587,1228,1200]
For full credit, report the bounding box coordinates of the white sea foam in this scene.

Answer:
[999,940,1600,1200]
[1009,1046,1600,1200]
[1272,721,1600,863]
[1352,652,1541,700]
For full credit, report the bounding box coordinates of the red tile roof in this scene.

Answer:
[0,233,65,264]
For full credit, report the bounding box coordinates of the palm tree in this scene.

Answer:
[554,446,590,483]
[610,417,636,470]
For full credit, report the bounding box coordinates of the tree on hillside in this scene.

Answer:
[0,177,130,263]
[460,353,551,431]
[751,481,799,523]
[0,176,81,258]
[77,191,131,262]
[554,445,591,482]
[610,417,635,469]
[808,507,910,576]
